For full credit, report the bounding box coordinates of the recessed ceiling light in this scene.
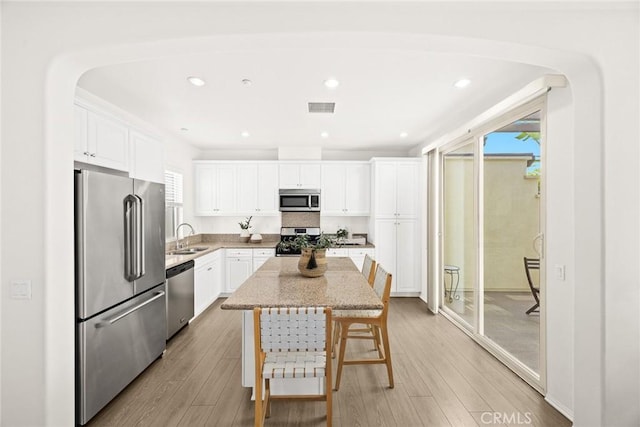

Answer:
[453,78,471,89]
[320,132,329,138]
[324,78,339,89]
[400,132,408,138]
[242,79,252,86]
[187,76,206,87]
[241,131,250,138]
[180,127,189,132]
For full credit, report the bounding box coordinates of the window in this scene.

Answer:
[165,170,184,241]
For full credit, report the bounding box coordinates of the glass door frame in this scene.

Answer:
[439,136,480,333]
[436,95,547,393]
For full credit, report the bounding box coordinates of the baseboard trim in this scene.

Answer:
[545,394,574,422]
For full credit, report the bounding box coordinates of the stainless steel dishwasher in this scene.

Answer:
[166,260,195,340]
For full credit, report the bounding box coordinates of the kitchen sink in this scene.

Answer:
[167,247,209,255]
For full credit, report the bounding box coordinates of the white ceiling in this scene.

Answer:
[78,47,551,152]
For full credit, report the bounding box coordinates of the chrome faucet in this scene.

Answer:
[175,223,195,249]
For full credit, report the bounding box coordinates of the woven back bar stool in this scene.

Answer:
[333,265,394,391]
[253,306,332,427]
[332,255,378,355]
[361,254,376,286]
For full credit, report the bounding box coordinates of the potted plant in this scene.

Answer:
[238,216,252,242]
[277,233,336,277]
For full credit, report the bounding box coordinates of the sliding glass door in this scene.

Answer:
[442,140,477,330]
[438,98,545,390]
[483,110,542,375]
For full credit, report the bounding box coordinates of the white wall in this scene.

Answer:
[0,2,638,426]
[196,148,410,161]
[197,215,282,235]
[196,149,278,161]
[0,2,3,420]
[541,86,575,418]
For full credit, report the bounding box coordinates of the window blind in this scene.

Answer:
[164,170,183,206]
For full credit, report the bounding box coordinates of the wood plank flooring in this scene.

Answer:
[88,298,571,427]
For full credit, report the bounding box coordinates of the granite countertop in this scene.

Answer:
[165,236,279,269]
[165,233,375,269]
[220,257,383,310]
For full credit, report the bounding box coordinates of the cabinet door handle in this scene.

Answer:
[207,267,213,271]
[83,151,90,156]
[90,153,96,157]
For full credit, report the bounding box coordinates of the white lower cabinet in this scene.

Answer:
[194,251,222,318]
[347,247,375,272]
[374,219,420,295]
[326,248,348,257]
[326,247,374,272]
[252,248,275,272]
[225,249,253,293]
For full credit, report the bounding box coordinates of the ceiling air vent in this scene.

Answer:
[308,102,335,113]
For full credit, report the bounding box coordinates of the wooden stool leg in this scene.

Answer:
[334,321,349,391]
[372,325,384,358]
[332,321,340,359]
[380,322,394,389]
[265,378,271,418]
[255,378,263,427]
[326,374,332,427]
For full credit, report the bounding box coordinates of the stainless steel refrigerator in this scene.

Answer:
[75,168,166,425]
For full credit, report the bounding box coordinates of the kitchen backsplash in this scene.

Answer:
[195,214,370,235]
[281,212,320,227]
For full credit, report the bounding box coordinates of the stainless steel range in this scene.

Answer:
[275,227,321,256]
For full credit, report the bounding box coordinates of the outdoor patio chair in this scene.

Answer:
[523,257,540,315]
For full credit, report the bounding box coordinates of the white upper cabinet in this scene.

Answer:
[86,111,129,171]
[129,130,164,183]
[194,163,236,215]
[74,104,88,158]
[372,159,420,219]
[236,164,258,214]
[236,163,279,215]
[74,104,129,172]
[279,162,321,189]
[74,100,164,181]
[256,163,279,213]
[321,162,370,216]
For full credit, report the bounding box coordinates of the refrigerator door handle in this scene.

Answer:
[135,195,145,279]
[124,194,138,282]
[95,291,165,328]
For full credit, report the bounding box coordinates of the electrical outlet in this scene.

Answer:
[11,280,32,299]
[554,265,566,281]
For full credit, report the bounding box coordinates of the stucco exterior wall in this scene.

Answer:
[444,156,539,292]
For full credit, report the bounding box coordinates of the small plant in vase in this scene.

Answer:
[238,216,252,242]
[336,228,348,243]
[277,233,336,277]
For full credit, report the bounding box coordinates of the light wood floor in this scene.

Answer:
[88,298,570,426]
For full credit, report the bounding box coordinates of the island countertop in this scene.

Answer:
[220,257,383,310]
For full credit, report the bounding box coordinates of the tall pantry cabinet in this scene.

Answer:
[370,158,422,295]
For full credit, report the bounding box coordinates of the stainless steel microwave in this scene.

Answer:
[279,189,321,212]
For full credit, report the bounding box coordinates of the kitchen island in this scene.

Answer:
[221,256,383,395]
